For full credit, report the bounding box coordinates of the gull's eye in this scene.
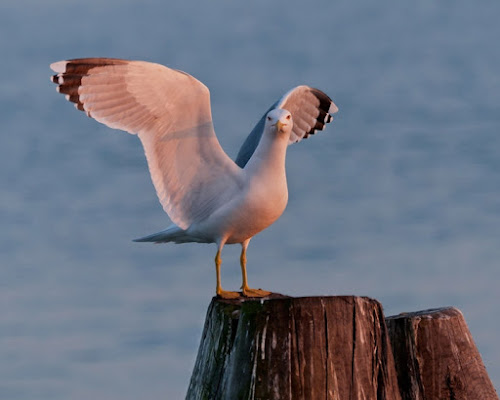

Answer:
[267,116,272,121]
[286,114,291,120]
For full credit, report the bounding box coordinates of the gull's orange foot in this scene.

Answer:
[217,289,241,299]
[242,287,271,298]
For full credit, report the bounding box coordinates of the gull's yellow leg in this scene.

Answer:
[215,246,239,299]
[240,239,271,298]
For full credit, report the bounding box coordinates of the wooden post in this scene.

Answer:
[386,307,498,400]
[186,295,401,400]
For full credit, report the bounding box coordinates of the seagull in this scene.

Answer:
[50,58,338,299]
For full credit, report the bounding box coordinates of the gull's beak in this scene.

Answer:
[274,120,285,131]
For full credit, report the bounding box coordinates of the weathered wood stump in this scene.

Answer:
[386,307,498,400]
[186,295,401,400]
[186,297,498,400]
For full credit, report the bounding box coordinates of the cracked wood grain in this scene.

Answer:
[386,307,498,400]
[186,295,400,400]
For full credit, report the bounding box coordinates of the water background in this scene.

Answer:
[1,0,499,398]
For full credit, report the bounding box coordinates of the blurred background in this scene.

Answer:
[1,0,499,398]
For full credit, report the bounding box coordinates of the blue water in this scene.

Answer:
[1,0,499,398]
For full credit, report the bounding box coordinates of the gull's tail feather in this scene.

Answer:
[133,225,211,244]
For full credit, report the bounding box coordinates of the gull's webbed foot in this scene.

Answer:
[242,287,271,298]
[216,289,241,299]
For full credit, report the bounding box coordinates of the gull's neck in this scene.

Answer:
[243,129,289,180]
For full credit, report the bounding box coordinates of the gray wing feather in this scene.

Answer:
[235,86,338,168]
[235,101,278,168]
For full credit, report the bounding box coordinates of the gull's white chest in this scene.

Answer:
[189,161,288,245]
[224,172,289,244]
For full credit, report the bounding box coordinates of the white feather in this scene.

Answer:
[51,59,243,230]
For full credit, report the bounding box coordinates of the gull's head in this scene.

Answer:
[265,109,293,136]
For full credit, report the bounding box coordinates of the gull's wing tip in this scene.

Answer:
[329,102,339,114]
[50,60,67,73]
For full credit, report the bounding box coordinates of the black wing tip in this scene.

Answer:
[298,88,338,140]
[50,58,126,113]
[310,88,338,114]
[50,57,129,77]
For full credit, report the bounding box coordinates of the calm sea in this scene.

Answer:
[1,0,499,398]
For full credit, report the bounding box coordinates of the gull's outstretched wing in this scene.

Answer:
[235,85,338,168]
[51,58,242,229]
